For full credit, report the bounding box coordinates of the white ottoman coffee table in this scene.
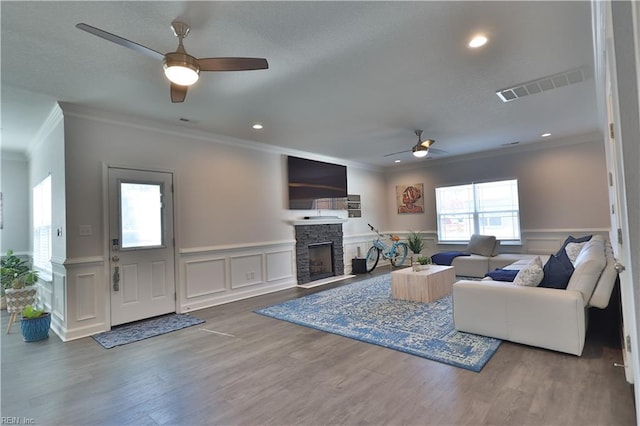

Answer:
[391,265,456,303]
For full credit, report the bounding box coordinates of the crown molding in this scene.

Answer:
[26,103,64,159]
[388,130,604,174]
[58,103,382,173]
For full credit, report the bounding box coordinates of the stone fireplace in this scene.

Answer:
[294,221,345,285]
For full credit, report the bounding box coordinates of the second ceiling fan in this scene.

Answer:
[384,130,447,159]
[76,21,269,103]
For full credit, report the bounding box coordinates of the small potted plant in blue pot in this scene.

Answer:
[20,305,51,342]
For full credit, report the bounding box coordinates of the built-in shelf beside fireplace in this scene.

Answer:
[292,219,346,285]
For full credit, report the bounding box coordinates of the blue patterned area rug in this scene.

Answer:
[255,274,501,372]
[92,314,205,349]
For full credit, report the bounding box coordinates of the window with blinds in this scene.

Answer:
[33,175,52,273]
[435,179,521,242]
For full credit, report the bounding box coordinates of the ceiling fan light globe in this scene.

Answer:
[163,53,200,86]
[412,144,429,158]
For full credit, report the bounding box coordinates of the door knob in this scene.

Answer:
[614,262,626,273]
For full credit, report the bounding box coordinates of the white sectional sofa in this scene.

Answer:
[452,235,617,356]
[452,253,547,278]
[433,234,545,278]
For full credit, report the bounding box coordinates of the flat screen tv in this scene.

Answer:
[287,156,347,210]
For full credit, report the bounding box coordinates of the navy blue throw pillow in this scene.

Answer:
[485,268,519,282]
[539,254,574,289]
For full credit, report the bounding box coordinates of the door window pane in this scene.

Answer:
[120,182,163,248]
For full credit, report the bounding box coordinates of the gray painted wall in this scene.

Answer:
[0,154,29,253]
[30,110,66,264]
[61,107,387,259]
[3,113,610,261]
[385,138,610,234]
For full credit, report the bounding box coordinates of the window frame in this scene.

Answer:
[32,174,52,274]
[435,179,521,243]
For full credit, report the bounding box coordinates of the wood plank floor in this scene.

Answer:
[2,270,636,425]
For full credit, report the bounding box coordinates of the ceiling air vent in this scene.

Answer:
[496,65,591,103]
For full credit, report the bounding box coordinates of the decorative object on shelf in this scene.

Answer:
[347,194,361,218]
[396,184,424,214]
[20,305,51,342]
[407,230,424,254]
[417,256,432,265]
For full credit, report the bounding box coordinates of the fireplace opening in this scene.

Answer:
[308,242,335,281]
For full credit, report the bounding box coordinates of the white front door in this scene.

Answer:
[108,167,176,326]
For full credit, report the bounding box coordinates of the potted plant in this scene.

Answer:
[20,305,51,342]
[2,250,39,333]
[412,255,432,272]
[407,231,425,254]
[1,249,30,307]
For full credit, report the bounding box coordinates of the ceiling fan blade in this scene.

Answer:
[170,83,188,103]
[429,147,448,155]
[383,150,411,157]
[76,23,165,61]
[198,57,269,72]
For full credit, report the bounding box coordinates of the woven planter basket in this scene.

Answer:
[5,287,37,313]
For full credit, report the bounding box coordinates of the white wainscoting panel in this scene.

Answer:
[266,249,294,282]
[76,273,97,321]
[52,272,66,322]
[184,257,227,298]
[61,258,107,342]
[343,234,377,274]
[179,240,296,313]
[38,276,53,315]
[230,253,263,289]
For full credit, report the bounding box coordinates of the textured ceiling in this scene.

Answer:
[1,1,600,168]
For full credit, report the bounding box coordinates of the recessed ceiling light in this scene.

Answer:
[252,123,263,130]
[394,159,401,163]
[541,132,551,137]
[468,35,488,48]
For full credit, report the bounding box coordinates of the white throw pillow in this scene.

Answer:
[565,242,587,265]
[513,256,544,287]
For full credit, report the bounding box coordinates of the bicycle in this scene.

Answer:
[365,223,408,272]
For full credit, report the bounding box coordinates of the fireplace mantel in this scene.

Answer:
[290,218,348,226]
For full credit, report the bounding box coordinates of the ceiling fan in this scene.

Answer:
[384,130,447,159]
[76,21,268,103]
